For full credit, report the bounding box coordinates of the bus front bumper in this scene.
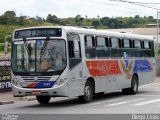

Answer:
[12,83,69,97]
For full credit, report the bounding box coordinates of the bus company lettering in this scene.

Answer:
[97,63,110,71]
[86,60,122,77]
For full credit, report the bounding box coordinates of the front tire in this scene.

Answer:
[36,96,51,104]
[78,80,93,103]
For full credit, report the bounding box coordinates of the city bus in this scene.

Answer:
[11,26,156,104]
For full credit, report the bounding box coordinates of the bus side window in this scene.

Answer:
[68,34,82,69]
[133,40,143,57]
[85,35,96,59]
[68,34,81,58]
[110,38,120,58]
[68,41,74,58]
[151,41,155,57]
[122,39,133,58]
[96,36,109,58]
[143,41,152,57]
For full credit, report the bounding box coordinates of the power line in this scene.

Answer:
[56,0,158,18]
[109,0,160,10]
[58,0,144,15]
[78,0,150,14]
[134,2,160,5]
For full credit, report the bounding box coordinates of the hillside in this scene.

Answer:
[0,11,157,43]
[0,22,54,43]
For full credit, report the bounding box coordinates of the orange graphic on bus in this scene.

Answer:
[86,60,122,77]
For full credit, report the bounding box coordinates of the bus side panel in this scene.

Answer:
[68,62,85,97]
[133,58,156,86]
[138,72,154,86]
[85,59,128,93]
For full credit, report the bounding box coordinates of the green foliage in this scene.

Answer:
[0,43,11,56]
[0,43,4,52]
[0,11,158,43]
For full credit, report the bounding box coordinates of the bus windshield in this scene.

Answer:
[12,39,66,74]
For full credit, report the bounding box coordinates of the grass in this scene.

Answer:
[0,43,11,58]
[0,22,54,43]
[0,43,4,52]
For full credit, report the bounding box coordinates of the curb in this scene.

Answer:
[27,97,36,101]
[0,97,36,105]
[0,100,14,105]
[15,96,36,101]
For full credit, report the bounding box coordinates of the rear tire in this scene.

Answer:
[78,80,93,103]
[122,75,138,95]
[36,96,51,104]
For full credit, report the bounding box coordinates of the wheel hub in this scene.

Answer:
[85,86,91,97]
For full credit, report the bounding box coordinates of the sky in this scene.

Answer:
[0,0,160,18]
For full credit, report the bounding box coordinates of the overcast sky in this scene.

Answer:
[0,0,160,18]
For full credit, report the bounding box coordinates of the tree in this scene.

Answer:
[75,15,84,26]
[4,11,16,17]
[0,11,16,24]
[92,20,100,28]
[35,16,43,21]
[46,14,58,24]
[46,14,53,23]
[85,15,88,19]
[101,17,110,27]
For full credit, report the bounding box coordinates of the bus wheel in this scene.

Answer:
[122,75,138,95]
[36,96,51,104]
[130,75,138,94]
[78,80,93,103]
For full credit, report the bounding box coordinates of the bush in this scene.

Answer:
[0,43,4,52]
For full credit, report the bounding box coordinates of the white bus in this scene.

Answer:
[11,26,156,104]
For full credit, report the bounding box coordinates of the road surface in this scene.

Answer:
[0,79,160,115]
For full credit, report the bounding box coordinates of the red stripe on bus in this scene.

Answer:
[26,82,37,88]
[86,60,122,77]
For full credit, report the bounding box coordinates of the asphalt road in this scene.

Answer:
[0,78,160,115]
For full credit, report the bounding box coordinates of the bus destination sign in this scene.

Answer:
[14,28,62,39]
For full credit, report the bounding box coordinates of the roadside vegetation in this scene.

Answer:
[0,11,158,55]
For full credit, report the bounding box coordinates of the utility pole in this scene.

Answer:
[157,11,160,56]
[109,0,160,55]
[109,0,160,73]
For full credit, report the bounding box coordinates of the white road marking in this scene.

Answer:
[134,99,160,106]
[135,95,160,97]
[89,98,123,106]
[106,99,144,106]
[106,101,127,106]
[139,89,160,92]
[141,83,160,86]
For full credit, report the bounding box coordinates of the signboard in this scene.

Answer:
[14,28,62,39]
[0,57,11,92]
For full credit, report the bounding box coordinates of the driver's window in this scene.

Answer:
[68,34,81,58]
[68,34,82,69]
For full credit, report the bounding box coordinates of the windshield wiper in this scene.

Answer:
[40,37,50,59]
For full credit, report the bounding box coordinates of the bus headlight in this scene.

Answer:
[11,73,21,87]
[55,78,68,86]
[11,78,19,86]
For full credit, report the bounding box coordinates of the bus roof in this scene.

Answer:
[13,26,154,41]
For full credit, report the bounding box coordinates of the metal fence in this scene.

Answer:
[0,56,11,92]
